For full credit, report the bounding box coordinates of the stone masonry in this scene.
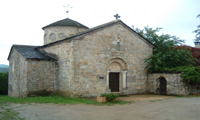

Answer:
[8,49,27,98]
[36,20,154,97]
[26,60,55,96]
[148,73,200,95]
[148,73,186,95]
[8,45,56,97]
[8,18,197,98]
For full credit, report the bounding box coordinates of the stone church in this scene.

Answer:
[8,16,192,98]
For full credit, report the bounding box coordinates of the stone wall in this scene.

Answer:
[8,49,27,98]
[148,73,187,95]
[38,40,74,97]
[181,81,200,95]
[43,26,88,45]
[72,23,153,96]
[26,59,56,96]
[38,22,154,97]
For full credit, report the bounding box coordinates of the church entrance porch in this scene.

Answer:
[109,73,119,92]
[105,58,128,94]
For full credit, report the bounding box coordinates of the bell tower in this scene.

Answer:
[42,18,89,45]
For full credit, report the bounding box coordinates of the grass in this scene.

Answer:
[0,95,131,120]
[0,95,130,119]
[176,94,200,98]
[0,95,130,105]
[0,103,24,120]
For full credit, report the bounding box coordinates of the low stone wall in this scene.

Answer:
[184,82,200,95]
[148,73,200,96]
[148,73,187,95]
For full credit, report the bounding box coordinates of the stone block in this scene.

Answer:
[127,75,135,82]
[97,96,106,103]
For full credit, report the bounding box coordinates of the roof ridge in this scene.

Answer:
[39,19,154,48]
[12,44,40,47]
[73,19,122,36]
[7,44,55,60]
[42,18,89,30]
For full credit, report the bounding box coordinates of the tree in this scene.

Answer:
[173,66,200,83]
[193,14,200,42]
[0,72,8,95]
[133,26,195,73]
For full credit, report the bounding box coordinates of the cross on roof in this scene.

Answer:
[64,4,73,18]
[114,14,120,19]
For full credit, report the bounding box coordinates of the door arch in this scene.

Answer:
[106,58,128,93]
[159,77,167,95]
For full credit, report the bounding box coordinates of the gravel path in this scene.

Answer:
[10,97,200,120]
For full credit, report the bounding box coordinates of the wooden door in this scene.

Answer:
[159,77,167,95]
[109,73,119,92]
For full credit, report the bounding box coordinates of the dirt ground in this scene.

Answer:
[7,95,200,120]
[117,94,173,101]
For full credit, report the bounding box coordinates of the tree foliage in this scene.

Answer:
[133,26,195,73]
[175,45,200,65]
[193,14,200,42]
[173,66,200,83]
[0,72,8,95]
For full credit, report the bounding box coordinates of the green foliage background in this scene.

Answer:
[173,66,200,83]
[132,25,200,83]
[0,72,8,95]
[133,26,195,73]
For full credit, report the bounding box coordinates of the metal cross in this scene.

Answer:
[64,4,73,18]
[114,14,120,19]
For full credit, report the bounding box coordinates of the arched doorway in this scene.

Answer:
[106,58,128,93]
[108,62,121,92]
[109,72,119,92]
[159,77,167,95]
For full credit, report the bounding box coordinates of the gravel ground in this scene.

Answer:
[9,96,200,120]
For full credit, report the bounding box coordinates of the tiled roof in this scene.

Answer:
[42,18,89,30]
[8,45,55,60]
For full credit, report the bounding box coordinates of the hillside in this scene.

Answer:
[0,64,9,73]
[0,64,9,68]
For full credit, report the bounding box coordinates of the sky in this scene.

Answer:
[0,0,199,65]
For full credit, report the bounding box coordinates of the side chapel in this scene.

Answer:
[8,15,191,98]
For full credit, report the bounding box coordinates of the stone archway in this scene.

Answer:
[159,77,167,95]
[106,58,128,93]
[107,58,127,70]
[156,77,167,95]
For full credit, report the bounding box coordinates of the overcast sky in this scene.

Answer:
[0,0,199,65]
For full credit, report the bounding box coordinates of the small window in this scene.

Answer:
[49,33,56,42]
[117,42,120,51]
[12,61,15,73]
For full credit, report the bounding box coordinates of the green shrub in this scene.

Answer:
[0,72,8,95]
[106,93,118,102]
[173,66,200,83]
[100,93,107,97]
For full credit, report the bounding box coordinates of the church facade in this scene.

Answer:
[8,18,191,98]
